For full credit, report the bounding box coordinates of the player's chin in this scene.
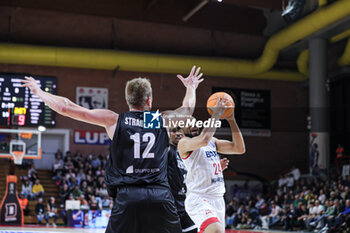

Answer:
[191,130,199,136]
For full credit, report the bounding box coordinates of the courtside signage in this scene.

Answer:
[74,130,111,145]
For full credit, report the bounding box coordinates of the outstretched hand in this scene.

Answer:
[220,158,229,171]
[177,65,204,89]
[21,76,41,95]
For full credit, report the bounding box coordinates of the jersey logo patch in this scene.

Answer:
[205,150,218,158]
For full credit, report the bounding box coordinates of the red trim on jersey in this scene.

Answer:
[182,151,193,160]
[199,217,220,233]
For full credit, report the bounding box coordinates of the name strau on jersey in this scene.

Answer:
[124,117,143,127]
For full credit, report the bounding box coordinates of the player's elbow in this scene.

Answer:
[236,146,246,155]
[230,144,246,155]
[60,98,70,116]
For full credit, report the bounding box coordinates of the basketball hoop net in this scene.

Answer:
[11,151,25,165]
[9,139,26,165]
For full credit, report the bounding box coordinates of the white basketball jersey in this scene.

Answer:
[182,140,225,197]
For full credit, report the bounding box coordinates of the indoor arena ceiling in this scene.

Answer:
[0,0,349,74]
[0,0,282,35]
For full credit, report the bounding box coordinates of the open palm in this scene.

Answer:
[177,65,204,89]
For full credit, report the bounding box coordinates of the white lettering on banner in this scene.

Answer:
[74,131,85,144]
[100,133,110,144]
[73,130,111,145]
[85,132,99,144]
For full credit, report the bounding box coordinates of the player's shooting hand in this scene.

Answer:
[20,76,41,95]
[177,65,203,89]
[209,94,232,118]
[220,158,229,171]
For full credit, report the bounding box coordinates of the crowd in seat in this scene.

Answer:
[18,149,350,231]
[19,150,112,226]
[225,168,350,233]
[52,150,112,212]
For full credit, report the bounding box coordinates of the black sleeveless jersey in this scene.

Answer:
[106,111,169,191]
[167,144,187,200]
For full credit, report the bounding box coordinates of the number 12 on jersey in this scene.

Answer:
[130,132,155,159]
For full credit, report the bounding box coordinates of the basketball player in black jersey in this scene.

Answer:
[168,127,197,233]
[21,65,203,233]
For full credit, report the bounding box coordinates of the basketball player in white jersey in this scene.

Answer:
[178,95,245,233]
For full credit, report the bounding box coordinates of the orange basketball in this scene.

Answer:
[206,92,235,119]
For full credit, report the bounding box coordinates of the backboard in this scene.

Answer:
[0,129,42,163]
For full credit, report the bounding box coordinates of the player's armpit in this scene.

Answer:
[178,135,209,159]
[213,137,245,155]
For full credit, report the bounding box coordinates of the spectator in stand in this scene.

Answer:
[296,203,309,230]
[98,183,108,198]
[80,180,88,194]
[90,155,101,169]
[267,201,282,229]
[54,149,63,160]
[236,211,254,229]
[52,157,63,180]
[18,193,30,216]
[28,164,39,183]
[85,186,94,201]
[318,189,326,204]
[79,194,89,210]
[64,157,74,171]
[283,203,297,231]
[60,176,70,188]
[35,197,45,225]
[76,169,86,185]
[72,185,82,199]
[95,166,102,177]
[59,184,70,208]
[307,200,324,230]
[86,175,94,187]
[255,195,264,209]
[101,196,112,210]
[45,197,58,227]
[21,179,34,200]
[342,186,350,200]
[258,201,270,217]
[89,195,100,211]
[311,200,335,231]
[65,169,76,181]
[32,179,45,199]
[338,199,350,224]
[70,177,78,189]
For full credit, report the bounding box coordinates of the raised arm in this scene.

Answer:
[21,76,118,139]
[213,113,245,155]
[162,65,203,120]
[178,95,229,159]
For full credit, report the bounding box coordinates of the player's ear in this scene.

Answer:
[146,96,152,109]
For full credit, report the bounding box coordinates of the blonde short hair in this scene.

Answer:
[125,78,152,108]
